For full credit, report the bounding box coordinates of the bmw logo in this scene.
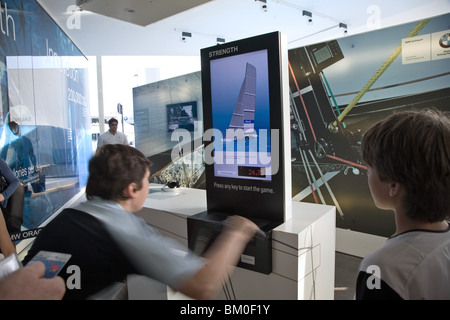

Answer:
[439,33,450,48]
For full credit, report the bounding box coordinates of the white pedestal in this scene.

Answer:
[130,184,336,300]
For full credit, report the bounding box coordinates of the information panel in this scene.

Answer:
[201,32,291,223]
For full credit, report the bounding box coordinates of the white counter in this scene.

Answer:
[130,184,336,300]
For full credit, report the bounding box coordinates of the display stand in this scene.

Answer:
[129,184,336,300]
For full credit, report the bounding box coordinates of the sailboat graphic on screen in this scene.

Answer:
[223,62,258,141]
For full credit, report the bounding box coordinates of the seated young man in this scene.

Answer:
[22,144,260,299]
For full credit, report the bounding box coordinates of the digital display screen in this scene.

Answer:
[200,31,291,223]
[209,50,272,181]
[167,101,198,132]
[238,166,266,178]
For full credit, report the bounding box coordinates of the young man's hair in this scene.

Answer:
[86,144,150,201]
[108,118,118,126]
[361,108,450,223]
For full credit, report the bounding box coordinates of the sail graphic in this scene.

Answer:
[224,62,257,141]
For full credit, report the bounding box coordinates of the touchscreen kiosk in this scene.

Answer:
[188,31,291,274]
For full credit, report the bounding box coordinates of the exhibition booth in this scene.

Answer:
[134,13,450,258]
[130,184,335,300]
[0,0,449,300]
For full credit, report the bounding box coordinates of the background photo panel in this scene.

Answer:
[0,0,91,246]
[288,13,450,238]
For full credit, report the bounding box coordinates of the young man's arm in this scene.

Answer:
[178,215,258,300]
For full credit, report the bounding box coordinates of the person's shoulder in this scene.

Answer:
[41,208,99,230]
[359,239,399,271]
[359,231,434,271]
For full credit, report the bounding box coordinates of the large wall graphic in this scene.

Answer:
[0,0,91,241]
[133,72,203,158]
[288,13,449,237]
[134,13,450,238]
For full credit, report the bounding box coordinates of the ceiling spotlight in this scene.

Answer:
[302,10,313,25]
[339,23,348,35]
[255,0,267,12]
[217,37,226,45]
[181,31,192,42]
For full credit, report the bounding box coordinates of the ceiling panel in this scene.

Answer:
[37,0,450,56]
[76,0,213,26]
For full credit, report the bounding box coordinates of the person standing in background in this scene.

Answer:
[97,118,128,147]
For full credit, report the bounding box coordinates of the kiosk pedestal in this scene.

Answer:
[187,211,279,274]
[130,185,336,300]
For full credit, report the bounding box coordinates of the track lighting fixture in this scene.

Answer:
[181,31,192,42]
[339,23,348,35]
[255,0,267,12]
[302,10,313,25]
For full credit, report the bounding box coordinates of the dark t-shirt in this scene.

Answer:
[22,209,138,300]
